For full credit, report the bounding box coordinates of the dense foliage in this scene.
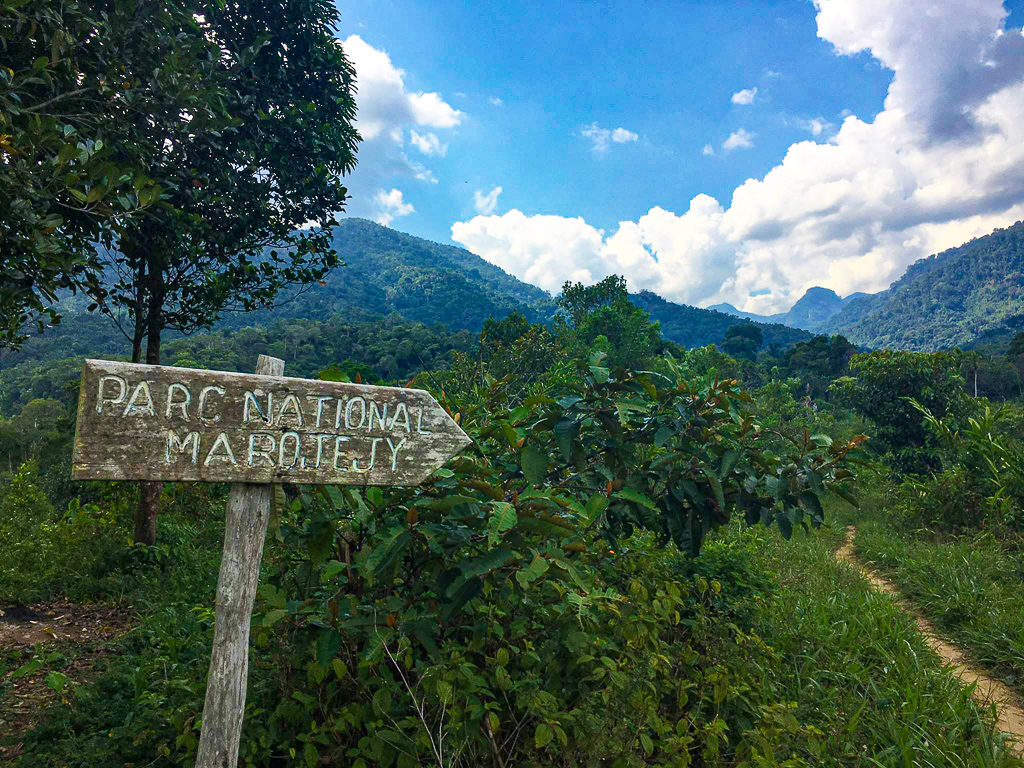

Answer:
[0,0,211,344]
[831,349,967,472]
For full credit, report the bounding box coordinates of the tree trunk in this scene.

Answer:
[131,259,147,364]
[132,255,165,546]
[194,355,285,768]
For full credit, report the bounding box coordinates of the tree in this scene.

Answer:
[831,349,965,472]
[720,323,763,360]
[781,334,856,397]
[558,275,630,325]
[0,0,226,346]
[1009,331,1024,360]
[91,0,360,545]
[557,276,661,369]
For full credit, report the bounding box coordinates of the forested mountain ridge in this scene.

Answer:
[253,218,560,331]
[1,218,809,378]
[822,220,1024,350]
[707,220,1024,351]
[630,291,812,349]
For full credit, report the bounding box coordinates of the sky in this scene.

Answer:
[333,0,1024,314]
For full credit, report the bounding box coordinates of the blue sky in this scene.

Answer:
[334,0,1024,313]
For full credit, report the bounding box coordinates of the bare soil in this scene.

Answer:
[0,600,135,762]
[836,525,1024,757]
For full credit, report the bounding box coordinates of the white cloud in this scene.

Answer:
[489,96,504,106]
[473,186,503,215]
[337,35,463,220]
[579,123,640,152]
[408,92,463,129]
[731,87,758,105]
[612,127,639,143]
[702,144,715,156]
[798,117,834,136]
[722,128,755,150]
[373,188,414,226]
[409,130,447,156]
[453,0,1024,315]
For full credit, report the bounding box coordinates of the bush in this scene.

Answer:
[0,461,130,602]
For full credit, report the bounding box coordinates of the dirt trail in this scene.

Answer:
[836,525,1024,757]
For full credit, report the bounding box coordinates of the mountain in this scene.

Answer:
[631,291,812,349]
[822,221,1024,351]
[710,287,868,332]
[2,219,810,376]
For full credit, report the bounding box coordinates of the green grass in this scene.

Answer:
[849,511,1024,692]
[7,493,1023,766]
[740,512,1023,766]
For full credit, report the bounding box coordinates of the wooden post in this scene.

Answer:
[194,354,284,768]
[70,353,471,766]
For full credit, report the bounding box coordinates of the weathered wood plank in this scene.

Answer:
[71,358,471,485]
[195,354,283,768]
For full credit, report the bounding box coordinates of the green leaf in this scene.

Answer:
[833,484,860,508]
[614,488,658,511]
[440,577,483,622]
[487,501,517,546]
[263,609,289,627]
[584,494,609,525]
[316,629,341,666]
[364,529,411,585]
[553,418,579,460]
[516,553,550,589]
[719,449,740,478]
[777,512,793,540]
[535,723,554,748]
[521,445,547,485]
[322,560,346,581]
[640,732,654,755]
[331,658,347,680]
[798,490,824,523]
[706,475,725,510]
[44,671,69,691]
[11,659,43,679]
[654,425,674,447]
[456,547,515,587]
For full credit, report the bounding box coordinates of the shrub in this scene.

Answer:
[0,461,130,602]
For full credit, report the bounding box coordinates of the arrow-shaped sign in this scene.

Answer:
[72,358,471,486]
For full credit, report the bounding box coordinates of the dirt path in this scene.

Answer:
[0,601,135,762]
[836,525,1024,757]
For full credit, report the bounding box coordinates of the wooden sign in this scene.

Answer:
[72,358,471,486]
[71,356,472,768]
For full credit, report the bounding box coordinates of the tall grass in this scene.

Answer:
[851,515,1024,691]
[739,512,1022,766]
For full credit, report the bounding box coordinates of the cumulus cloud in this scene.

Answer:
[337,36,463,220]
[374,188,414,226]
[453,0,1024,314]
[731,87,758,105]
[579,123,640,152]
[722,128,755,150]
[409,130,447,156]
[612,127,639,143]
[473,186,503,215]
[489,97,504,106]
[798,117,834,136]
[702,144,715,156]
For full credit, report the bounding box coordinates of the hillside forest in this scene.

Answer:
[4,2,1024,767]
